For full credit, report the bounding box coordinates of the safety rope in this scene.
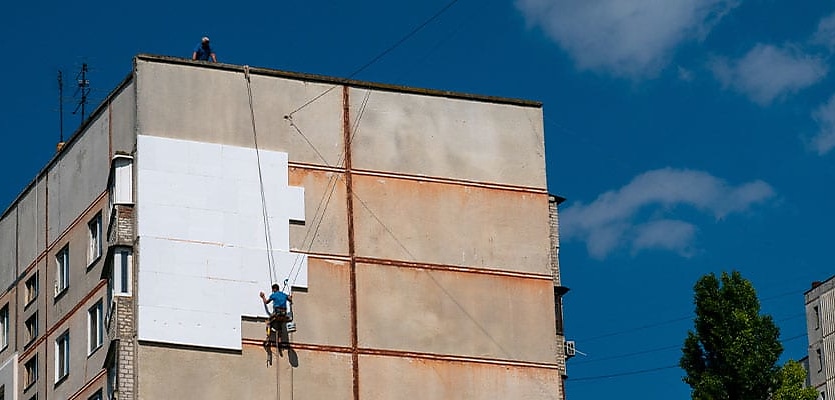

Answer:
[244,65,278,285]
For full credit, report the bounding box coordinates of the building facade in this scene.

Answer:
[806,276,835,400]
[0,54,567,399]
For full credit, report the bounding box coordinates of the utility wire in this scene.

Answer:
[578,290,804,344]
[287,0,463,117]
[570,365,679,382]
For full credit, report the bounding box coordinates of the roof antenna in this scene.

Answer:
[57,70,65,152]
[72,62,91,126]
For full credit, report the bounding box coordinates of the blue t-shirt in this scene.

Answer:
[268,291,289,310]
[194,43,214,61]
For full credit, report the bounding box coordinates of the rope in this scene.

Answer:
[244,65,278,285]
[282,89,373,290]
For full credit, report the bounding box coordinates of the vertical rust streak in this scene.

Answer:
[343,85,359,400]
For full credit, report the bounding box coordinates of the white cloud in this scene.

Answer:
[561,168,775,259]
[710,44,828,105]
[632,219,697,257]
[515,0,739,78]
[811,94,835,155]
[813,12,835,51]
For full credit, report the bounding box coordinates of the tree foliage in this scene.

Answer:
[680,271,785,400]
[772,360,818,400]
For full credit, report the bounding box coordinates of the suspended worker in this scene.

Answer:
[192,36,217,62]
[260,283,292,320]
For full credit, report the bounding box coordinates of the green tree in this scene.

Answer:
[680,271,783,400]
[772,360,818,400]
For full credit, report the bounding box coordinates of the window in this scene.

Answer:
[107,364,117,400]
[818,348,824,372]
[88,300,103,354]
[108,156,133,210]
[25,273,38,306]
[25,313,38,344]
[55,331,69,382]
[0,305,7,349]
[24,355,37,388]
[55,246,69,296]
[815,305,821,330]
[88,213,102,266]
[88,390,102,400]
[113,249,132,296]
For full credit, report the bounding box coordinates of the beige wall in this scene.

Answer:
[132,57,560,400]
[348,88,546,188]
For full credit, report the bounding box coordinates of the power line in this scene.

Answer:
[287,0,463,117]
[570,365,679,382]
[577,290,804,344]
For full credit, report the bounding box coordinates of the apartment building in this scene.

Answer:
[806,276,835,400]
[0,54,568,399]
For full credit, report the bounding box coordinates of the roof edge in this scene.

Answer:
[0,71,134,221]
[134,54,543,108]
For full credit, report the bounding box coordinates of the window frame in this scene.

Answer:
[88,213,102,267]
[0,305,7,350]
[88,300,103,354]
[24,272,38,307]
[24,312,38,345]
[113,249,132,296]
[23,355,37,389]
[55,330,70,384]
[55,246,69,297]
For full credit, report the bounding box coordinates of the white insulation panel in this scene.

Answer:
[137,135,307,350]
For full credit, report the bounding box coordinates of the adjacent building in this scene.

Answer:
[0,54,568,399]
[805,275,835,400]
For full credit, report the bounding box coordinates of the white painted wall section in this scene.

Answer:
[0,353,17,400]
[136,135,307,350]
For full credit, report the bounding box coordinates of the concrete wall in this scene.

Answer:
[47,111,110,244]
[0,212,16,291]
[135,61,344,166]
[132,56,559,400]
[348,88,546,188]
[0,352,17,400]
[111,81,137,156]
[351,175,550,272]
[16,180,46,275]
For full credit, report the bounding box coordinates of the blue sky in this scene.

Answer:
[2,0,834,398]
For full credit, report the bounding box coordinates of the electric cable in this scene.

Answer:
[287,0,463,117]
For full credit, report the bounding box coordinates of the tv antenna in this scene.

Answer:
[72,63,91,124]
[57,70,64,143]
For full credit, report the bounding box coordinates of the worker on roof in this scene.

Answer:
[260,283,292,319]
[192,36,217,62]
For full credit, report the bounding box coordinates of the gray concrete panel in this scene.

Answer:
[356,263,558,364]
[47,196,108,328]
[16,180,46,271]
[359,355,561,399]
[47,113,109,243]
[138,344,353,400]
[349,88,546,188]
[49,285,108,400]
[111,81,137,155]
[135,61,344,167]
[0,212,16,290]
[352,175,551,274]
[0,287,17,364]
[289,168,349,256]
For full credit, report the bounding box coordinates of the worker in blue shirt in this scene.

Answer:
[192,36,217,62]
[260,283,292,319]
